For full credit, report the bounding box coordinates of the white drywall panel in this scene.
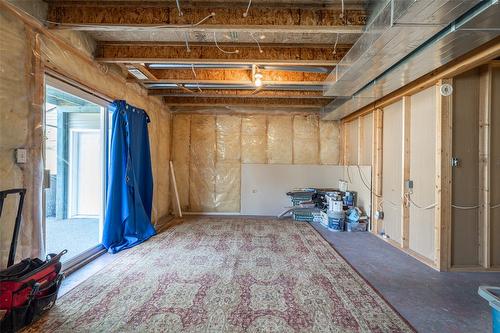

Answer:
[241,164,371,217]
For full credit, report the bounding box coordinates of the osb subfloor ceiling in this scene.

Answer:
[45,0,371,110]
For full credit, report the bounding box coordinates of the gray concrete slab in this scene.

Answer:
[310,221,500,333]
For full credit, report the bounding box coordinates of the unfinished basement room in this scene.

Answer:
[0,0,499,332]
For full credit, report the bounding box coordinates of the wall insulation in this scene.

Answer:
[451,70,480,266]
[171,113,340,212]
[381,101,403,244]
[345,118,359,165]
[360,113,373,165]
[0,8,171,267]
[409,86,436,261]
[491,66,500,267]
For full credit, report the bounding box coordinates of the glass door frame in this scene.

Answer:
[43,73,111,271]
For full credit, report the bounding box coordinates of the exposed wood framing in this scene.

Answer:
[46,3,367,31]
[372,108,383,235]
[341,38,500,123]
[150,89,325,98]
[401,96,411,249]
[435,79,453,271]
[96,43,348,65]
[478,65,492,269]
[163,96,329,107]
[146,68,328,82]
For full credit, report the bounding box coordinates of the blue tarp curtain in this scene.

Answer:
[102,100,156,253]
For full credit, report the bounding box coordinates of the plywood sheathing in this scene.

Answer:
[172,112,340,212]
[150,89,324,98]
[47,4,367,27]
[163,96,332,107]
[96,44,349,64]
[148,68,328,82]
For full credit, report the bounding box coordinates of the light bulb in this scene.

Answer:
[254,73,263,87]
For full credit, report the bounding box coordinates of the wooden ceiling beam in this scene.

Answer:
[148,89,325,98]
[143,69,327,82]
[46,4,367,32]
[96,43,350,65]
[163,96,332,107]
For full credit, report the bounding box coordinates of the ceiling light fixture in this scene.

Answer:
[254,73,263,87]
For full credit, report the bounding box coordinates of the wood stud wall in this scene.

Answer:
[340,62,499,272]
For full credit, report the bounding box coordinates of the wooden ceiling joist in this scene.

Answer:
[139,68,328,82]
[148,89,325,98]
[96,43,350,65]
[163,96,332,107]
[46,3,367,34]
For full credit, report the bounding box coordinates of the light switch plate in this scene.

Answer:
[15,148,27,163]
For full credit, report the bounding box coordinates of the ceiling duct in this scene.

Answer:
[325,0,483,97]
[323,0,500,120]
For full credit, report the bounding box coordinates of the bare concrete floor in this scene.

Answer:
[310,221,500,333]
[60,217,499,333]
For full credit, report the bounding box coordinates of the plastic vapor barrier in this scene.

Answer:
[171,112,341,213]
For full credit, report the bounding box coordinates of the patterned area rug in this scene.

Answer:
[26,217,413,332]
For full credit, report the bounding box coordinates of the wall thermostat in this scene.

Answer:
[440,84,453,96]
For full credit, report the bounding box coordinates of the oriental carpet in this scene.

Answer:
[26,217,413,332]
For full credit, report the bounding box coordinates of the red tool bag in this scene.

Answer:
[0,189,66,332]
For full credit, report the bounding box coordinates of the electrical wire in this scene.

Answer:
[184,32,191,52]
[44,12,216,30]
[175,0,184,16]
[340,0,345,18]
[333,33,339,55]
[213,32,239,54]
[250,32,263,53]
[191,64,203,93]
[451,204,480,210]
[243,0,252,18]
[491,203,500,209]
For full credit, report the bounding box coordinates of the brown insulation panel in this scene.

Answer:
[216,115,241,161]
[319,121,340,165]
[451,70,480,267]
[241,115,267,163]
[293,115,319,164]
[267,115,293,164]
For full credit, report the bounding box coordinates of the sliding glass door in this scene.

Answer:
[43,75,110,265]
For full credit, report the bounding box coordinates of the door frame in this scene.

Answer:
[43,74,111,271]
